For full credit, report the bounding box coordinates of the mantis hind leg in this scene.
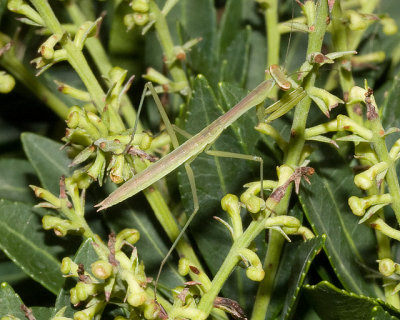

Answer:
[154,159,199,299]
[205,148,264,199]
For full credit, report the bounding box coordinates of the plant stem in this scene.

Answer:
[149,0,189,91]
[252,1,328,319]
[65,0,140,129]
[30,0,106,112]
[197,218,269,318]
[264,0,280,99]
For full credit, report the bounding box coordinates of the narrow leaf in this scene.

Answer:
[299,147,382,298]
[280,236,325,320]
[304,281,400,320]
[21,133,73,195]
[0,199,63,294]
[0,158,38,203]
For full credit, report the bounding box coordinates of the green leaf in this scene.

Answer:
[220,26,251,86]
[21,133,73,195]
[0,158,38,204]
[304,281,400,320]
[218,0,243,57]
[299,147,382,298]
[280,236,325,320]
[0,199,63,294]
[31,307,54,320]
[53,239,98,318]
[0,282,26,318]
[179,0,216,68]
[382,72,400,148]
[177,75,262,309]
[0,260,29,284]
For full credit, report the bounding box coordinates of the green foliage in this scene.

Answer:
[1,0,400,319]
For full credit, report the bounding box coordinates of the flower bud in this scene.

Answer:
[348,194,392,217]
[115,228,140,251]
[140,132,153,150]
[379,258,396,277]
[133,12,149,26]
[87,150,106,182]
[380,17,398,35]
[61,257,78,275]
[348,10,367,31]
[221,194,240,216]
[42,216,79,237]
[354,162,388,190]
[245,196,264,214]
[91,260,113,280]
[131,0,149,13]
[30,185,61,207]
[69,287,79,305]
[178,258,190,276]
[75,282,98,301]
[0,71,15,94]
[110,154,125,184]
[124,14,135,30]
[143,299,159,320]
[246,266,265,282]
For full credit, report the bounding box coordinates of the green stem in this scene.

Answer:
[0,51,69,119]
[252,2,328,319]
[29,0,105,112]
[149,1,189,90]
[65,0,140,129]
[197,218,268,318]
[264,0,280,98]
[369,120,400,224]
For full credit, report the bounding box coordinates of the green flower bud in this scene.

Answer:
[87,150,106,182]
[115,229,140,251]
[0,71,15,93]
[140,132,153,150]
[30,185,61,207]
[124,14,135,30]
[110,154,125,184]
[348,10,367,31]
[143,299,159,320]
[127,290,147,307]
[86,112,108,137]
[221,194,240,216]
[245,196,264,214]
[7,0,44,26]
[61,257,78,275]
[348,194,392,217]
[39,34,62,59]
[91,260,113,280]
[69,287,79,305]
[42,216,79,237]
[379,258,396,277]
[354,162,388,190]
[246,266,265,282]
[380,17,398,35]
[307,86,344,117]
[75,282,98,301]
[178,258,190,276]
[336,115,373,140]
[74,20,99,50]
[133,12,149,26]
[131,0,149,13]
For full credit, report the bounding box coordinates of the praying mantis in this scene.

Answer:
[95,65,307,290]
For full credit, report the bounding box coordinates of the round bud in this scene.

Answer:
[178,258,190,276]
[348,196,365,216]
[133,13,149,26]
[0,72,15,94]
[246,266,265,282]
[61,257,73,274]
[91,260,113,280]
[127,291,147,307]
[379,258,396,277]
